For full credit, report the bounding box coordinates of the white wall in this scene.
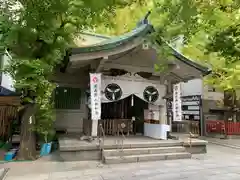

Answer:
[180,79,203,96]
[180,78,223,101]
[0,52,15,92]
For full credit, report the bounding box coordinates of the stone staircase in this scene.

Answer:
[103,142,191,164]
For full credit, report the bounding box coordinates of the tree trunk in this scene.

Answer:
[18,104,37,160]
[223,111,228,139]
[223,90,236,139]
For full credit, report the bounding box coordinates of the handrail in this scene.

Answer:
[188,131,193,154]
[117,123,126,155]
[120,128,126,152]
[98,123,105,161]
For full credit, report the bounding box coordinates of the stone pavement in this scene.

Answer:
[3,144,240,180]
[203,137,240,149]
[0,168,5,179]
[0,168,9,180]
[174,133,240,149]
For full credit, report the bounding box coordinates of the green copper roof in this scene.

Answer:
[80,32,111,40]
[166,43,211,75]
[174,51,211,75]
[70,21,211,75]
[72,24,153,54]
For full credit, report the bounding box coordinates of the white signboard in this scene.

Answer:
[1,53,15,92]
[173,83,182,121]
[90,73,101,120]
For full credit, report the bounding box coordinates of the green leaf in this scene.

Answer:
[154,64,160,71]
[1,0,132,137]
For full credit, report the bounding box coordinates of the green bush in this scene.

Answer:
[0,140,4,149]
[37,129,56,143]
[1,142,12,151]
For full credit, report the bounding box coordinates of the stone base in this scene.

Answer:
[183,139,207,154]
[58,136,208,162]
[184,145,207,154]
[60,150,101,161]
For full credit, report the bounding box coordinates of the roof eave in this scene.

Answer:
[173,51,212,76]
[71,24,154,55]
[155,39,211,76]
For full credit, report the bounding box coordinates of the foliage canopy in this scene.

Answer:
[96,0,240,97]
[0,0,135,140]
[1,0,240,142]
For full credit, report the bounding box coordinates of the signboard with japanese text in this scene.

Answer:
[166,95,202,121]
[90,73,101,120]
[181,95,201,121]
[172,83,182,121]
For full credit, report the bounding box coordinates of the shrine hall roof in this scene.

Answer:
[71,22,211,76]
[72,23,153,54]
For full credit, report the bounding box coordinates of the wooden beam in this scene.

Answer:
[96,57,108,73]
[170,72,185,81]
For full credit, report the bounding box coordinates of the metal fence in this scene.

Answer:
[205,120,240,136]
[171,120,200,135]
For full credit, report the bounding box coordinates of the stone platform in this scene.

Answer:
[58,135,207,163]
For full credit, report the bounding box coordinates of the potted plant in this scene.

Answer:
[40,130,56,156]
[35,115,56,156]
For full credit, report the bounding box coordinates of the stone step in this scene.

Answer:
[103,141,183,150]
[104,152,191,164]
[103,146,186,156]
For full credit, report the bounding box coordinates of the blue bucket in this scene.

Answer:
[4,149,18,161]
[40,142,52,156]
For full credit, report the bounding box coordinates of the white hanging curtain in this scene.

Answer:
[101,74,166,106]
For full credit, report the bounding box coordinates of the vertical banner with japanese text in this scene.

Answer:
[90,73,101,120]
[173,83,182,121]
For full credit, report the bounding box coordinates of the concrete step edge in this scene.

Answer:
[104,152,191,164]
[104,143,183,149]
[103,146,185,152]
[59,141,184,152]
[103,146,186,156]
[105,152,191,159]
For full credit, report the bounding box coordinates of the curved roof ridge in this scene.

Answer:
[72,23,153,54]
[80,31,111,40]
[166,43,211,74]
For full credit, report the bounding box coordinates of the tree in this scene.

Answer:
[97,0,240,137]
[96,0,240,93]
[153,0,240,132]
[95,0,153,35]
[0,0,134,160]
